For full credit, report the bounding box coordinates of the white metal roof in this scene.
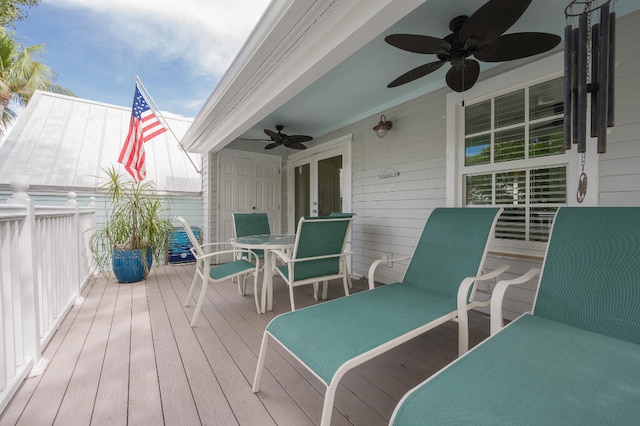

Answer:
[0,91,201,195]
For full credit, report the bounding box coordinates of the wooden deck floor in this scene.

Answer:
[0,263,490,426]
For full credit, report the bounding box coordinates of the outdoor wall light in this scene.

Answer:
[373,114,392,138]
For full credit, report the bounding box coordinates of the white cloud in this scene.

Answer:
[42,0,271,77]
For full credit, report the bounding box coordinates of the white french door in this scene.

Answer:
[287,135,352,231]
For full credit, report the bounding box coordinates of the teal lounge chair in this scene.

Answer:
[176,216,260,327]
[253,208,508,426]
[270,214,355,311]
[391,207,640,425]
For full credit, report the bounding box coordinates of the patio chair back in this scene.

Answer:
[533,207,640,344]
[290,216,353,281]
[401,208,500,299]
[175,215,205,258]
[233,212,271,237]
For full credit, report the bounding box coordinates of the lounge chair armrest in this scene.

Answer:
[455,264,509,355]
[490,267,541,335]
[475,264,510,282]
[368,256,411,289]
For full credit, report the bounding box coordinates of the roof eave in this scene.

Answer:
[181,0,425,154]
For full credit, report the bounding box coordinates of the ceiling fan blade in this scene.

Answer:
[474,32,561,62]
[288,142,307,150]
[385,34,451,55]
[287,135,313,143]
[460,0,532,48]
[264,142,280,150]
[387,60,446,88]
[445,59,480,92]
[264,129,284,142]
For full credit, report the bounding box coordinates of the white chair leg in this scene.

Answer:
[289,285,296,311]
[238,273,247,296]
[184,270,200,306]
[320,380,340,426]
[458,307,470,356]
[253,272,260,314]
[313,282,319,300]
[342,275,349,297]
[252,331,271,392]
[322,281,328,300]
[345,263,353,289]
[190,277,208,327]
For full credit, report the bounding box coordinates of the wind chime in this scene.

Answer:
[563,0,616,202]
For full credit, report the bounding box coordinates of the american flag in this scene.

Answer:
[118,84,167,181]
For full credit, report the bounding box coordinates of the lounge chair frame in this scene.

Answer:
[390,207,640,425]
[253,208,508,426]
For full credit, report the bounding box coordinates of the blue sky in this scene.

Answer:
[14,0,270,118]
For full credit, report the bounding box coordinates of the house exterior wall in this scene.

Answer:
[598,10,640,206]
[305,10,640,320]
[207,151,218,244]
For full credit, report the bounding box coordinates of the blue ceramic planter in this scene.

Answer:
[112,248,153,283]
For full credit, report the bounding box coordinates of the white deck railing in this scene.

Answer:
[0,182,96,414]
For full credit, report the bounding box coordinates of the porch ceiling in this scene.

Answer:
[183,0,640,156]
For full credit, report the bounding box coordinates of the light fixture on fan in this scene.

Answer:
[373,115,392,138]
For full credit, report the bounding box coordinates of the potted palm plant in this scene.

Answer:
[90,166,173,283]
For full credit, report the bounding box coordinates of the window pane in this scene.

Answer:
[530,77,563,120]
[530,207,558,242]
[465,174,492,205]
[495,89,524,128]
[495,127,525,162]
[496,207,526,240]
[496,171,526,205]
[465,100,491,135]
[465,134,491,166]
[530,167,566,204]
[530,120,565,158]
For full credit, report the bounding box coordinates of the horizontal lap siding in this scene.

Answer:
[598,10,640,206]
[350,90,448,284]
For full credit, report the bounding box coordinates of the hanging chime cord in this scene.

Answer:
[576,1,593,203]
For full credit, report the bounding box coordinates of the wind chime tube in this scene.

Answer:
[572,27,579,146]
[590,23,600,138]
[577,13,588,153]
[563,24,573,150]
[597,2,610,153]
[607,12,616,128]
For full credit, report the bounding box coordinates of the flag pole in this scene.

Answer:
[135,76,201,174]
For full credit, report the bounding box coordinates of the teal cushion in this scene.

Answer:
[210,259,254,280]
[535,207,640,344]
[392,314,640,425]
[234,213,270,237]
[402,208,499,298]
[268,283,456,384]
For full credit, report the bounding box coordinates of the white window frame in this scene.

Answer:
[446,53,598,257]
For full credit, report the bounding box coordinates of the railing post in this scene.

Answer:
[6,181,43,373]
[66,192,83,304]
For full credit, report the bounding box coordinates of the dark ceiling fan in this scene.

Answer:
[245,125,312,150]
[385,0,561,92]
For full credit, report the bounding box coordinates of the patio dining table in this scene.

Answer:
[231,234,295,313]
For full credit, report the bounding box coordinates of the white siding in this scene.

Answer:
[206,152,217,244]
[598,10,640,206]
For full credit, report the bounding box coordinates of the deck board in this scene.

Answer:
[128,273,163,426]
[91,281,133,425]
[0,263,490,426]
